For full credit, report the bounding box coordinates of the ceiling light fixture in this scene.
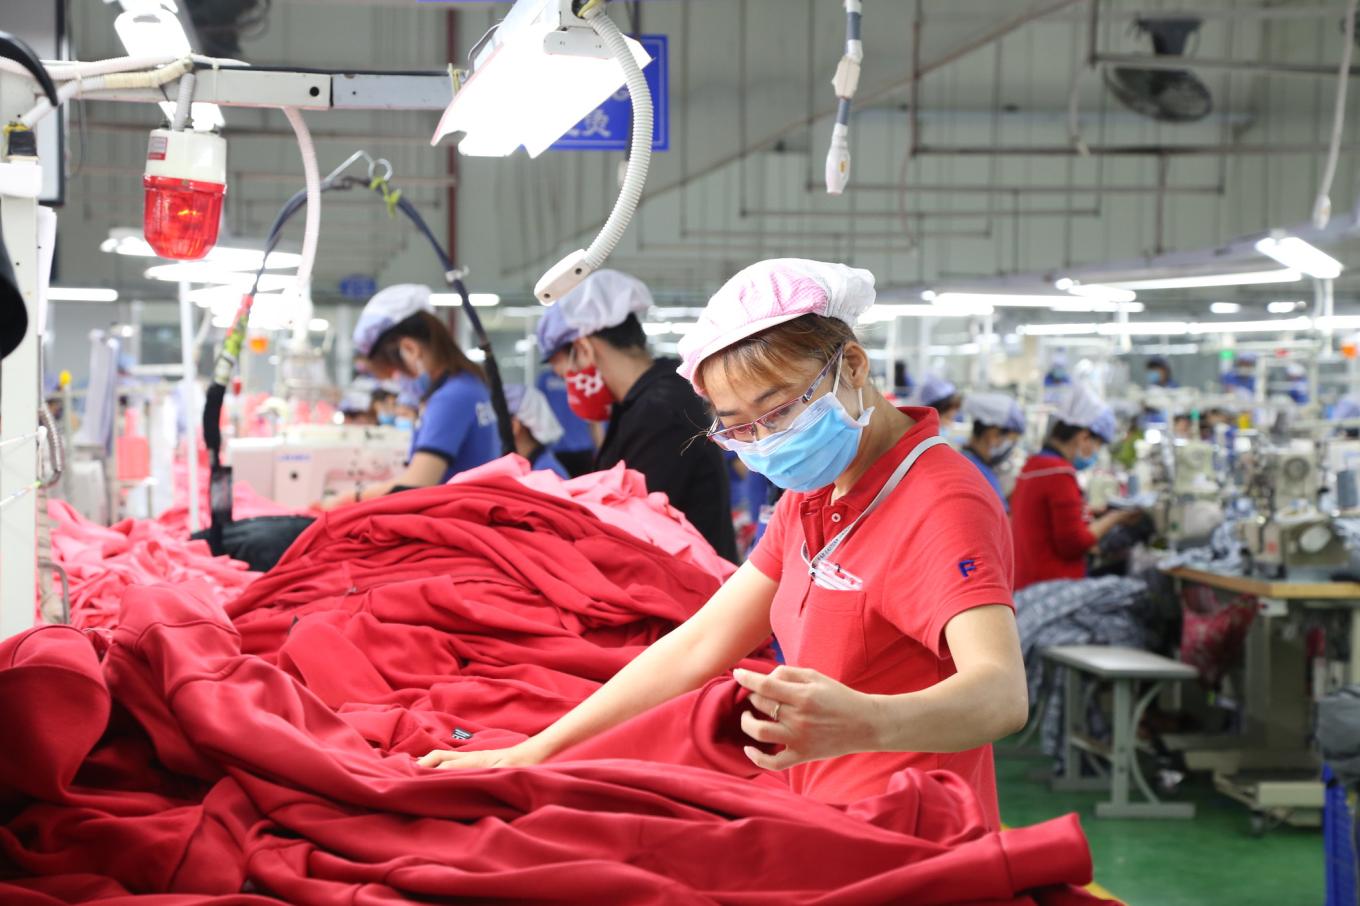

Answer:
[1254,234,1343,279]
[47,287,119,303]
[1209,302,1241,315]
[1103,268,1301,290]
[430,293,501,307]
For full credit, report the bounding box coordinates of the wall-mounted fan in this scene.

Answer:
[1105,17,1213,123]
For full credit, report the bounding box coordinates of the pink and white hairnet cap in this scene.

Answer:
[677,258,876,384]
[557,269,654,336]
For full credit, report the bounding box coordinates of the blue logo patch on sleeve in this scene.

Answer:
[958,559,978,579]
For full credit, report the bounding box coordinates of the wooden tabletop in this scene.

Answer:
[1164,566,1360,600]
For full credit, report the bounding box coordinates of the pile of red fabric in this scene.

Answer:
[45,500,258,631]
[9,479,1110,904]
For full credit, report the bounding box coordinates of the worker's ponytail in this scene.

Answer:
[368,311,487,387]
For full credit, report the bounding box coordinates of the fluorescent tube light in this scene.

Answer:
[430,293,501,307]
[308,318,330,333]
[1098,321,1190,337]
[1064,284,1138,303]
[1190,317,1311,334]
[103,230,298,269]
[931,292,1140,314]
[1104,269,1301,290]
[1254,235,1343,280]
[1268,300,1303,314]
[432,0,651,157]
[47,287,118,302]
[1017,323,1099,336]
[1209,302,1241,315]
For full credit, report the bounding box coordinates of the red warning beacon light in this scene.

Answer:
[142,128,227,260]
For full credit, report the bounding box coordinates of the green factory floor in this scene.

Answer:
[996,754,1325,905]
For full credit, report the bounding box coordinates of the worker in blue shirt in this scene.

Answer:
[535,370,597,477]
[959,391,1025,512]
[1145,355,1178,388]
[503,383,570,479]
[320,284,499,509]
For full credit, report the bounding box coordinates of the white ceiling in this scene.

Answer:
[45,0,1360,332]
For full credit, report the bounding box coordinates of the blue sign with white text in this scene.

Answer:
[339,274,378,300]
[550,34,669,152]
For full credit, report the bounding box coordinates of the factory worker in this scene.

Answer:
[339,377,377,426]
[535,270,738,562]
[319,284,498,509]
[371,381,399,426]
[502,383,570,479]
[424,258,1026,830]
[1145,355,1176,389]
[1285,363,1309,405]
[534,370,597,477]
[917,374,963,426]
[1223,351,1258,397]
[1009,385,1141,590]
[960,392,1024,511]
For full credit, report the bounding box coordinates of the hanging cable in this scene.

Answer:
[533,1,653,302]
[1313,0,1358,229]
[825,0,862,195]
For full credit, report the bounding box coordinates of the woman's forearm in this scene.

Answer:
[525,563,778,761]
[868,663,1028,755]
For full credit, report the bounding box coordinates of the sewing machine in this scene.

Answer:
[1238,448,1348,578]
[228,424,411,508]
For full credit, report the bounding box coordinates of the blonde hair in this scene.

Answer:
[694,313,858,395]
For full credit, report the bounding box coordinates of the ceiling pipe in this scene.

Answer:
[508,0,1087,278]
[812,182,1222,195]
[911,142,1360,156]
[1094,53,1360,79]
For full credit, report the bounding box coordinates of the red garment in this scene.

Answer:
[44,500,258,630]
[750,407,1015,823]
[450,455,736,581]
[1009,451,1096,591]
[10,479,1109,903]
[0,587,1109,905]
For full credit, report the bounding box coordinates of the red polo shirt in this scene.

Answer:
[749,408,1015,827]
[1008,450,1096,591]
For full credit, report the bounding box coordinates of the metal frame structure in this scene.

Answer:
[0,64,453,640]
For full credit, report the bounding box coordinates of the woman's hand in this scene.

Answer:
[417,741,544,771]
[732,666,882,771]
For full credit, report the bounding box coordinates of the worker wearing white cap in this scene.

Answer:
[422,258,1026,833]
[1009,384,1141,590]
[536,269,737,562]
[502,384,569,479]
[319,284,499,509]
[916,374,962,425]
[959,392,1025,511]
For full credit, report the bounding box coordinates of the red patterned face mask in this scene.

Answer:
[565,363,613,422]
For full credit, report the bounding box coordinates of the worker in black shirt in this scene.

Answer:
[536,270,739,563]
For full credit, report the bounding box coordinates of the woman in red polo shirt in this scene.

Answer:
[1009,386,1142,591]
[420,259,1027,827]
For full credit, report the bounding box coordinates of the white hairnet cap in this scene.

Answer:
[1055,384,1116,443]
[557,270,654,336]
[677,258,876,384]
[503,383,564,447]
[352,284,433,357]
[965,392,1025,433]
[917,375,957,408]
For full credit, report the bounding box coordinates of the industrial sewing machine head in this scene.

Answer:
[1238,446,1347,578]
[227,423,411,509]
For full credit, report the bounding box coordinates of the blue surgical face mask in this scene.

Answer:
[719,367,873,492]
[377,412,397,427]
[1073,452,1098,471]
[394,415,415,432]
[988,440,1016,467]
[1146,370,1163,386]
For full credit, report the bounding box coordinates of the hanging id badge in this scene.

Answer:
[801,436,949,592]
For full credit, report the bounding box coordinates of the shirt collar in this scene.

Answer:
[800,406,939,518]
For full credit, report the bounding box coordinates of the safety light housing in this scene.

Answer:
[142,128,227,260]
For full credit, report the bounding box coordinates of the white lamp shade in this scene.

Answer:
[433,22,651,157]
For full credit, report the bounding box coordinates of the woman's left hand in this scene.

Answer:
[732,666,882,771]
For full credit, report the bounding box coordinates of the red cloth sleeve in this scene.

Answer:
[879,481,1016,659]
[1046,474,1098,559]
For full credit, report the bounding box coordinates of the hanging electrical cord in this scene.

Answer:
[200,165,517,547]
[825,0,862,195]
[1313,0,1357,229]
[533,0,653,303]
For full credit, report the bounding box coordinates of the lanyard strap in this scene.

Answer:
[802,434,950,574]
